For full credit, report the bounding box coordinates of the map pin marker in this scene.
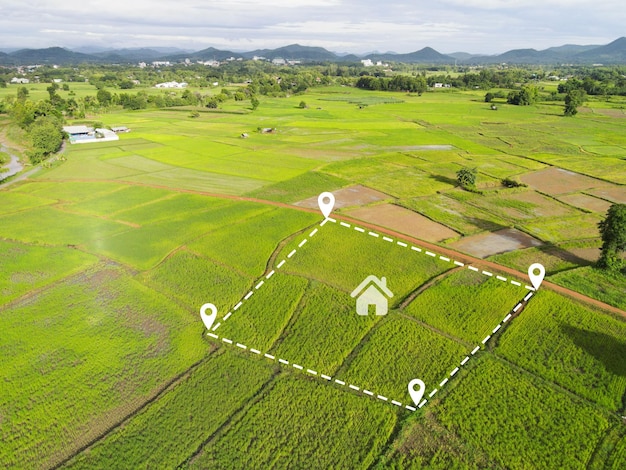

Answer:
[200,303,218,331]
[318,192,335,219]
[528,263,545,290]
[408,378,426,406]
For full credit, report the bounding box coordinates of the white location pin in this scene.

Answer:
[317,192,335,219]
[408,378,426,406]
[200,303,218,331]
[528,263,545,290]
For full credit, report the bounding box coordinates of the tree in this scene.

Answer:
[456,167,477,190]
[564,89,586,116]
[97,89,112,106]
[507,85,538,106]
[28,116,63,164]
[484,92,494,103]
[598,203,626,272]
[250,96,259,110]
[298,100,307,109]
[17,86,29,101]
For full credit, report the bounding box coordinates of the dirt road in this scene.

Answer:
[24,176,626,319]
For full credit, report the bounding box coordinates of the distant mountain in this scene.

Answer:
[447,52,478,61]
[0,38,625,66]
[366,47,454,63]
[241,44,338,61]
[167,46,243,61]
[5,47,96,65]
[544,44,599,54]
[574,37,626,63]
[94,48,173,62]
[466,37,626,64]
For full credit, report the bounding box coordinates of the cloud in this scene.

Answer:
[0,0,623,54]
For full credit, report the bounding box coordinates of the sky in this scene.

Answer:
[0,0,624,55]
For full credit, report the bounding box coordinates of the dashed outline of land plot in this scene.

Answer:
[202,209,540,413]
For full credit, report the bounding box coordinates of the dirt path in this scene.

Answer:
[20,177,626,319]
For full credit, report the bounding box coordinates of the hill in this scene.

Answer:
[5,47,96,65]
[0,38,624,65]
[366,46,454,63]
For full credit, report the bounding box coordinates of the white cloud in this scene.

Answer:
[0,0,623,54]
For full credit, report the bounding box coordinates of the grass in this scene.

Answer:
[404,269,526,345]
[63,352,275,469]
[551,266,626,311]
[188,207,318,277]
[191,374,397,469]
[0,241,98,303]
[246,171,348,203]
[344,315,468,400]
[2,84,626,468]
[436,356,612,470]
[282,219,450,297]
[497,290,626,411]
[0,266,205,469]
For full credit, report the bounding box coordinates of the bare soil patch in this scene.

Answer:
[591,108,626,118]
[558,193,613,213]
[450,228,542,258]
[344,203,459,242]
[294,184,390,209]
[519,167,610,195]
[566,247,601,263]
[586,187,626,204]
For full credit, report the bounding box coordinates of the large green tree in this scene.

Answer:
[456,167,477,190]
[598,204,626,272]
[564,89,586,116]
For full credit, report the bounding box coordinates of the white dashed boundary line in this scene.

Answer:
[326,218,534,291]
[207,332,414,412]
[207,215,536,411]
[416,291,535,409]
[211,219,326,332]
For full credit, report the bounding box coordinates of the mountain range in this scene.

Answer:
[1,38,625,66]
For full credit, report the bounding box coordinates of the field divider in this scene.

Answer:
[329,218,534,291]
[207,215,537,412]
[420,291,536,408]
[206,332,414,412]
[211,218,326,332]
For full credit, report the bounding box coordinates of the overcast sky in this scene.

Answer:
[0,0,624,54]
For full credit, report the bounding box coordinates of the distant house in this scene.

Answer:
[63,126,119,144]
[272,58,286,65]
[361,59,374,67]
[350,275,393,316]
[10,77,29,84]
[111,126,130,133]
[155,81,187,88]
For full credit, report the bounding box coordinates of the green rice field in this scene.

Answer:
[1,84,625,469]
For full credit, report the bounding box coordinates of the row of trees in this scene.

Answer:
[8,87,64,163]
[355,75,427,93]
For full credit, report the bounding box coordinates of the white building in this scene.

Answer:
[361,59,374,67]
[154,81,188,88]
[10,77,30,84]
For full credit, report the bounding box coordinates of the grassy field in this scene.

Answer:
[1,83,625,468]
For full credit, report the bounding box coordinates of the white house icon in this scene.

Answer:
[350,275,394,316]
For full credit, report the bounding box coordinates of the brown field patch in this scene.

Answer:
[591,108,626,118]
[506,190,577,218]
[557,193,613,213]
[586,186,626,204]
[449,228,542,258]
[519,167,610,195]
[294,184,390,209]
[344,203,459,242]
[566,247,601,263]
